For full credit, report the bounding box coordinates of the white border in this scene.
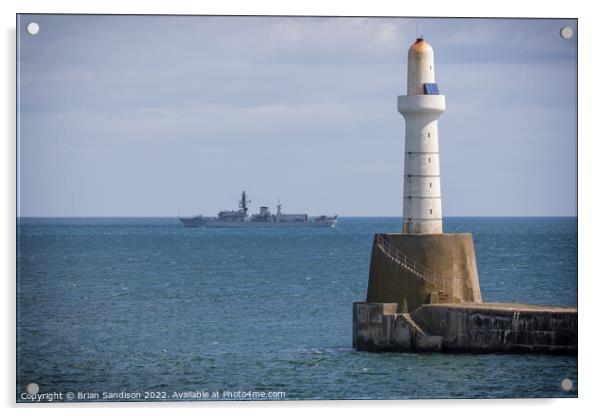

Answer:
[3,1,600,415]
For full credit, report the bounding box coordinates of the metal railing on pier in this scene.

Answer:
[375,234,463,301]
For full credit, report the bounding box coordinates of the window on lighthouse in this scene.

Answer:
[423,83,439,94]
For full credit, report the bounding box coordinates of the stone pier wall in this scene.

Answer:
[412,303,577,354]
[353,302,577,354]
[352,302,442,352]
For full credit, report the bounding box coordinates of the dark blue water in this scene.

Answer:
[16,217,577,400]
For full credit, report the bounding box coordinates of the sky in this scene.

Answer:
[17,15,577,217]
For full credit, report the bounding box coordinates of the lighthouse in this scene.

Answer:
[397,38,446,234]
[360,37,482,313]
[352,37,576,355]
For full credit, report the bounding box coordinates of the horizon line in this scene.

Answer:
[16,215,578,219]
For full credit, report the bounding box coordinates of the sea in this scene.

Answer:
[16,217,577,401]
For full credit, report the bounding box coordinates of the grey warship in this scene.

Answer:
[179,191,337,228]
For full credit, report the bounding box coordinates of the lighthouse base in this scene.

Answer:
[366,233,482,312]
[352,302,577,354]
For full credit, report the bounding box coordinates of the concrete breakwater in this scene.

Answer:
[353,302,577,354]
[352,232,577,355]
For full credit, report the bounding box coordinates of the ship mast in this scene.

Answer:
[239,191,250,217]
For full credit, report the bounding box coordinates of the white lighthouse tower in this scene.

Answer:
[397,38,446,234]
